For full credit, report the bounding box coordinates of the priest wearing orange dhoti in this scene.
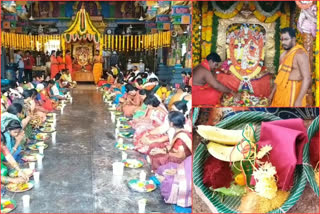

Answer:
[92,50,103,85]
[57,51,65,72]
[269,28,311,107]
[192,53,238,106]
[50,50,59,79]
[65,50,74,80]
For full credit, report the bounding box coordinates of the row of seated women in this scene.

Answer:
[101,70,192,209]
[1,72,71,186]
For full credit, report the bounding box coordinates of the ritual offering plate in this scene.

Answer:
[128,179,156,192]
[122,159,144,168]
[1,199,16,213]
[120,125,131,130]
[118,117,129,122]
[119,132,133,138]
[28,142,48,151]
[115,111,123,116]
[6,181,34,193]
[8,168,34,178]
[46,118,54,123]
[108,106,116,111]
[39,127,56,133]
[34,133,49,141]
[22,153,42,162]
[115,142,135,151]
[194,111,307,213]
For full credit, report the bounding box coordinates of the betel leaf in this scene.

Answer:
[241,160,253,186]
[211,184,246,197]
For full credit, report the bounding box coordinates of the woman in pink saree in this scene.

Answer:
[147,111,192,171]
[156,156,192,208]
[139,101,192,161]
[131,95,168,153]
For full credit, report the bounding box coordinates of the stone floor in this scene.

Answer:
[4,84,174,213]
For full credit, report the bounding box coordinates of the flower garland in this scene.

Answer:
[212,1,244,19]
[280,2,291,30]
[249,2,282,23]
[192,1,201,67]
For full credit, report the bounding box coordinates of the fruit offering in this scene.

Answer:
[128,179,156,192]
[122,159,144,168]
[28,142,48,151]
[6,181,34,193]
[1,199,16,213]
[115,142,135,151]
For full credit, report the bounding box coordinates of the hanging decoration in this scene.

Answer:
[211,1,244,19]
[280,2,291,29]
[249,2,282,23]
[1,31,171,52]
[192,1,201,67]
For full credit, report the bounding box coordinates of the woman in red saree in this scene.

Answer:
[131,95,168,153]
[36,84,55,112]
[65,50,74,79]
[147,111,192,171]
[50,51,59,79]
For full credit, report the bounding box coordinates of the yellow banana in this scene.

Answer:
[207,141,255,162]
[197,125,243,145]
[197,124,255,145]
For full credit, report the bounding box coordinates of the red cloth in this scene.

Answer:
[256,119,308,190]
[217,73,272,97]
[97,80,108,87]
[309,132,319,168]
[192,84,222,106]
[203,156,233,189]
[23,56,35,69]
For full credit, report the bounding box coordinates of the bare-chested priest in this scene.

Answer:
[192,53,237,106]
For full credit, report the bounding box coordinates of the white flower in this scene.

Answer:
[252,162,278,199]
[257,145,272,159]
[253,162,277,179]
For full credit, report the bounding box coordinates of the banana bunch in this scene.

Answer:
[197,124,256,162]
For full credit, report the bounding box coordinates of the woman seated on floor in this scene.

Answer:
[50,73,68,100]
[122,88,147,117]
[156,156,192,208]
[156,84,172,103]
[147,111,192,171]
[136,100,190,157]
[112,80,127,106]
[36,84,57,112]
[23,89,47,123]
[131,94,168,153]
[1,135,29,184]
[1,120,25,161]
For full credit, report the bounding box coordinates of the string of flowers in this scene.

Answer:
[212,1,243,19]
[192,1,201,67]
